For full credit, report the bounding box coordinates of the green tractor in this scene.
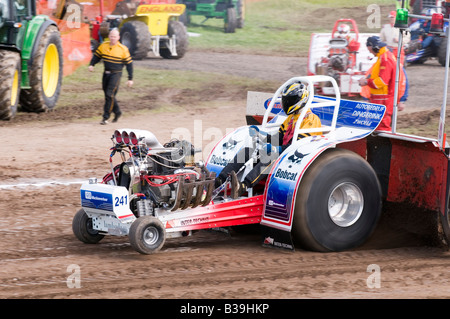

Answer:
[177,0,245,33]
[0,0,63,120]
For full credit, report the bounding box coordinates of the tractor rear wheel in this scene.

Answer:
[292,148,382,252]
[0,50,21,120]
[224,7,237,33]
[236,0,245,29]
[160,20,188,59]
[120,20,151,60]
[20,25,63,113]
[72,209,105,244]
[129,216,166,254]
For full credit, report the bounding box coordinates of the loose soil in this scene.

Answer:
[1,53,450,299]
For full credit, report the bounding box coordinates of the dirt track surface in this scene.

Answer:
[1,50,450,301]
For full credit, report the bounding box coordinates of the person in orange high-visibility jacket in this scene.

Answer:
[360,59,407,110]
[358,36,397,131]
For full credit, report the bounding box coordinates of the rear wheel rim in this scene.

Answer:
[328,182,364,227]
[11,69,19,106]
[42,43,59,97]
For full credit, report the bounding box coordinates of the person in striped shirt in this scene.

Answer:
[89,29,133,125]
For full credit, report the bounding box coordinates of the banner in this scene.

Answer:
[36,0,125,76]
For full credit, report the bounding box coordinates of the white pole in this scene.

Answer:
[392,30,403,133]
[438,24,450,149]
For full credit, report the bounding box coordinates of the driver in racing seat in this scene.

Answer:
[215,82,322,199]
[336,23,360,52]
[335,23,360,70]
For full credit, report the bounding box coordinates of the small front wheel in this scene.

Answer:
[129,216,166,254]
[72,209,104,244]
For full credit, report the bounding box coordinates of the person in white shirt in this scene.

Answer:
[380,10,410,63]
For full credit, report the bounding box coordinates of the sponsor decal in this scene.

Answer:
[351,103,384,126]
[81,190,113,211]
[264,98,283,114]
[263,236,293,249]
[180,216,210,226]
[136,4,184,14]
[274,168,298,181]
[84,191,108,202]
[287,150,307,164]
[268,200,285,208]
[209,155,229,167]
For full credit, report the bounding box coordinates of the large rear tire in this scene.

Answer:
[236,0,245,29]
[160,20,188,59]
[292,148,382,252]
[224,7,237,33]
[72,209,105,244]
[120,20,151,60]
[129,216,166,254]
[0,50,21,120]
[20,25,63,113]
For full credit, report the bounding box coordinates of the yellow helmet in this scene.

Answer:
[281,82,309,115]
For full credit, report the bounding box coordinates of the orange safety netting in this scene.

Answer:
[37,0,177,76]
[36,0,126,76]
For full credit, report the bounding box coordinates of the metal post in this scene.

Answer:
[392,30,403,133]
[438,22,450,149]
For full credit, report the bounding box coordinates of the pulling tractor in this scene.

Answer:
[95,0,188,60]
[177,0,244,33]
[72,6,450,255]
[71,73,450,254]
[0,0,63,120]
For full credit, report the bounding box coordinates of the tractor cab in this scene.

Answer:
[0,0,35,48]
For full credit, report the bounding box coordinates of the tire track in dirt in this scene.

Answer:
[1,155,449,299]
[0,181,448,299]
[1,234,447,298]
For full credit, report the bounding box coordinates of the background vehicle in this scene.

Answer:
[308,19,376,97]
[105,2,189,60]
[0,0,63,120]
[93,1,188,60]
[177,0,244,33]
[406,6,449,66]
[410,0,442,14]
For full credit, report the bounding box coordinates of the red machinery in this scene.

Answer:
[308,19,377,97]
